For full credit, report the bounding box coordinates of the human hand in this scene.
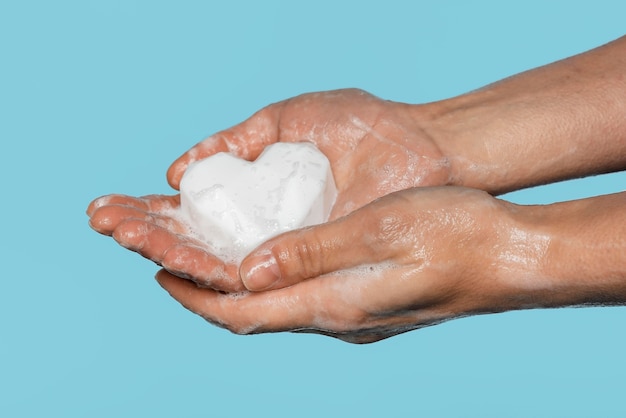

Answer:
[154,187,549,343]
[87,193,244,291]
[88,89,451,292]
[167,88,451,217]
[89,39,626,339]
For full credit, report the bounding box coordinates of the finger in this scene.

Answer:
[239,206,393,291]
[87,194,179,217]
[166,105,283,190]
[89,203,186,236]
[87,194,136,217]
[88,203,130,235]
[155,269,315,334]
[156,268,399,337]
[140,194,181,212]
[112,218,194,264]
[161,244,245,293]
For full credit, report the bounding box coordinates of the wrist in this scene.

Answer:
[411,37,626,195]
[409,98,485,190]
[412,92,536,195]
[488,193,626,311]
[460,198,556,312]
[538,193,626,307]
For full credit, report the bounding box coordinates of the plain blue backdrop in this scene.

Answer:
[1,1,625,417]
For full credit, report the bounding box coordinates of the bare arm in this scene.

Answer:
[423,35,626,194]
[530,191,626,308]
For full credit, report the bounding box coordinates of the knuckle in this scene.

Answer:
[364,192,418,252]
[280,230,325,280]
[373,210,414,247]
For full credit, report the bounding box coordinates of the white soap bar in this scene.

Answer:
[179,142,337,262]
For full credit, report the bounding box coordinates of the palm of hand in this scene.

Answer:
[88,89,451,292]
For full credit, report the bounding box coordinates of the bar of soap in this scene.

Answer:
[179,142,337,262]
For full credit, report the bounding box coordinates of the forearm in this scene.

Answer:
[501,191,626,310]
[420,35,626,194]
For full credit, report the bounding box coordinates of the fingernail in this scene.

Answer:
[241,252,281,291]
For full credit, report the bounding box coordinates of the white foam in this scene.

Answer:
[179,142,337,263]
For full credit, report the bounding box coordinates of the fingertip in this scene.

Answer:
[240,249,281,291]
[87,206,115,234]
[155,269,188,296]
[88,203,141,235]
[156,269,193,291]
[87,194,151,219]
[167,135,234,190]
[166,159,185,190]
[86,194,114,217]
[86,201,97,217]
[155,269,173,286]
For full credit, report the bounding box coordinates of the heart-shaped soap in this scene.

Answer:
[179,142,337,262]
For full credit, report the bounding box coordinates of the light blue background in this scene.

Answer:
[1,1,625,417]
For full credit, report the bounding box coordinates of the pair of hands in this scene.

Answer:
[87,89,542,343]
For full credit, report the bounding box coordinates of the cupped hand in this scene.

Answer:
[167,88,451,217]
[88,89,451,292]
[155,187,546,343]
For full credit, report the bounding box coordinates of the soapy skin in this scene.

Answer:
[88,36,626,343]
[89,88,451,292]
[168,89,452,217]
[156,189,626,343]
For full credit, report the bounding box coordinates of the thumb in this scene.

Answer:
[239,211,385,291]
